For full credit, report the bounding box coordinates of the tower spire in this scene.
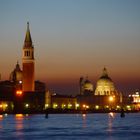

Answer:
[102,67,108,77]
[24,22,32,43]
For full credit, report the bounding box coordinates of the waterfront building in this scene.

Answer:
[51,94,77,110]
[128,90,140,110]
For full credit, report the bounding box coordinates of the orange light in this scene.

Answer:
[83,104,86,108]
[16,90,23,96]
[86,105,89,109]
[109,96,114,102]
[0,104,2,108]
[16,114,23,117]
[15,114,24,120]
[0,115,3,119]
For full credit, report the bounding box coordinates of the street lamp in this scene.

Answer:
[109,96,114,102]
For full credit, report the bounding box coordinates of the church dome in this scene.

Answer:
[84,79,93,91]
[10,62,22,82]
[95,68,117,95]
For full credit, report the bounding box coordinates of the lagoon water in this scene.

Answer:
[0,113,140,140]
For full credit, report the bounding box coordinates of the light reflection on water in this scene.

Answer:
[0,113,140,140]
[15,114,24,137]
[108,112,115,133]
[82,113,87,128]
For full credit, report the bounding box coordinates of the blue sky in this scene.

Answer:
[0,0,140,94]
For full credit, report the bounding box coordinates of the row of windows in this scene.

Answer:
[95,91,117,95]
[24,51,33,57]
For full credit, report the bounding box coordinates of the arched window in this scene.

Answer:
[28,51,30,56]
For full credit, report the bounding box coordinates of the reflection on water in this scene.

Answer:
[15,114,24,120]
[15,114,24,137]
[109,112,115,118]
[0,113,140,140]
[108,112,114,132]
[0,115,3,120]
[0,115,3,129]
[82,113,87,128]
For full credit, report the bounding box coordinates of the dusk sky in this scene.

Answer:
[0,0,140,95]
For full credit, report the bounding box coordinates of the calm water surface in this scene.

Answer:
[0,113,140,140]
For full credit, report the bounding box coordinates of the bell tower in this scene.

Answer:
[22,22,35,92]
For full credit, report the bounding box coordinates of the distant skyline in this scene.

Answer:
[0,0,140,95]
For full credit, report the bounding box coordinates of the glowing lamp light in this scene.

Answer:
[95,105,99,109]
[86,105,89,109]
[68,104,72,109]
[45,104,49,108]
[68,104,72,107]
[25,104,29,108]
[76,103,80,107]
[126,105,131,110]
[0,104,2,108]
[4,104,8,108]
[83,104,86,108]
[109,96,114,102]
[19,81,22,84]
[53,103,58,109]
[116,105,120,109]
[62,104,66,107]
[62,104,66,109]
[16,90,23,96]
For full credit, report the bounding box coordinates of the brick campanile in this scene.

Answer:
[22,22,35,92]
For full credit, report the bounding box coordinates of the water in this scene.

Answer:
[0,113,140,140]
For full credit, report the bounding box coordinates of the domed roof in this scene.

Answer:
[95,68,117,96]
[83,77,93,91]
[10,62,22,82]
[15,62,22,72]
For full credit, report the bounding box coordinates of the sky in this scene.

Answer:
[0,0,140,95]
